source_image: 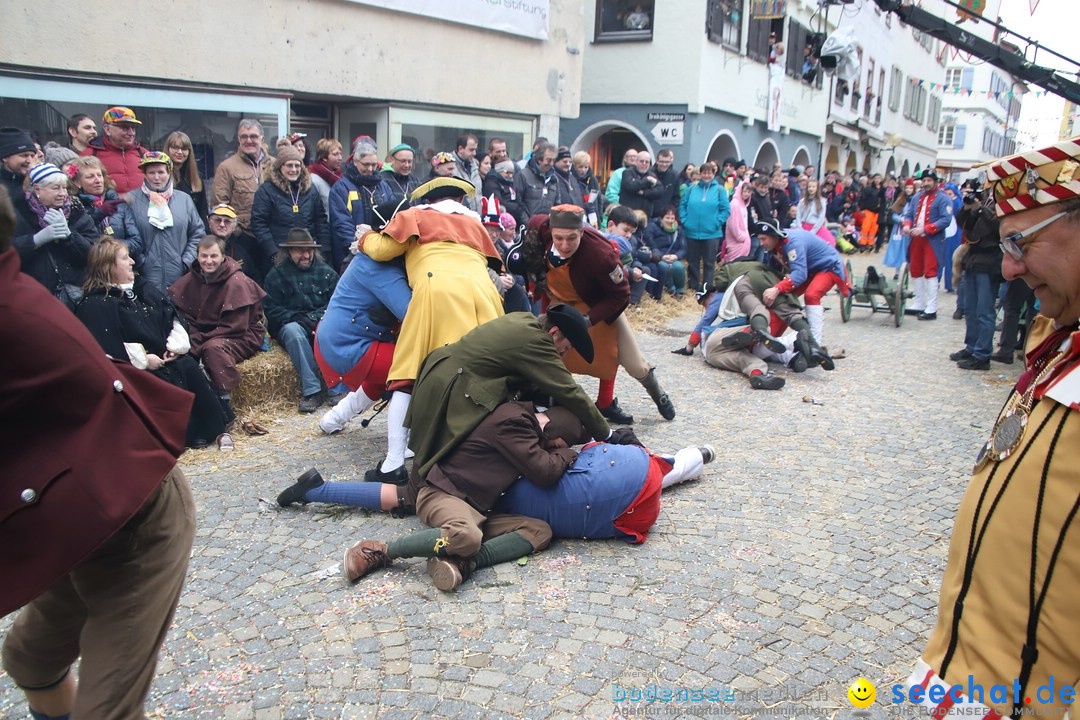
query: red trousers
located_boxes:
[794,269,850,306]
[314,339,395,400]
[908,235,938,279]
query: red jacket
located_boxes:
[82,136,149,194]
[0,249,190,617]
[529,215,630,326]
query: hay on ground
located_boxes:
[231,346,301,418]
[624,292,697,334]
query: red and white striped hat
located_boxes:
[982,135,1080,217]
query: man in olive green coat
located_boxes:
[407,308,630,478]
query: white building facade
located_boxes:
[0,1,583,177]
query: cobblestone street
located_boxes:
[1,256,1022,720]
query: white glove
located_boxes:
[33,223,68,247]
[43,208,65,224]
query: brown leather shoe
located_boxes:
[426,556,474,591]
[342,540,391,582]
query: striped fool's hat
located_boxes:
[981,135,1080,217]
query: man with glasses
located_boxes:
[380,144,420,205]
[904,136,1080,720]
[328,137,394,271]
[81,106,148,194]
[901,169,951,320]
[514,140,557,225]
[211,119,274,282]
[203,203,259,281]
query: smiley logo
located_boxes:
[848,678,876,709]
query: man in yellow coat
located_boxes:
[356,177,504,483]
[903,136,1080,719]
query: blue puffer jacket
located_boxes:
[679,179,730,240]
[328,162,395,270]
[644,218,685,258]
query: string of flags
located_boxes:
[906,79,1054,99]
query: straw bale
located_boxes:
[231,346,301,417]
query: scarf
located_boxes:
[141,179,175,230]
[308,162,342,186]
[26,191,73,229]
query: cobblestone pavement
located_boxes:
[2,256,1023,720]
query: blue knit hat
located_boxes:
[28,163,65,186]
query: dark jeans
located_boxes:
[998,279,1036,354]
[686,237,719,292]
[963,271,997,361]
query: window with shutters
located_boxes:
[747,15,783,64]
[945,68,963,89]
[938,124,954,146]
[889,67,903,111]
[706,0,743,51]
[595,0,655,42]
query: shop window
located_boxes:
[706,0,743,51]
[0,97,279,181]
[595,0,655,42]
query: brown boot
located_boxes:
[426,556,474,591]
[342,540,391,582]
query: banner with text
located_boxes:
[342,0,549,40]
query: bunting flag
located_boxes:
[1029,0,1040,14]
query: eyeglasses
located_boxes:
[358,161,379,169]
[999,209,1068,261]
[209,216,235,224]
[238,134,262,141]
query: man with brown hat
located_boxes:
[262,228,340,413]
[80,106,148,194]
[512,204,676,424]
[901,136,1080,719]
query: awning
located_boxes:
[829,123,859,141]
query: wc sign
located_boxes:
[648,112,685,145]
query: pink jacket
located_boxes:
[722,181,752,263]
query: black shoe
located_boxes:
[721,329,754,350]
[811,348,835,371]
[949,348,973,362]
[364,464,409,485]
[698,446,716,464]
[598,397,634,425]
[277,468,325,507]
[918,312,938,321]
[749,373,785,390]
[671,346,694,356]
[788,352,808,373]
[957,357,990,371]
[298,393,324,413]
[952,308,965,320]
[190,437,211,450]
[990,350,1014,365]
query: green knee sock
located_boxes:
[473,532,535,570]
[387,528,445,559]
[788,318,810,332]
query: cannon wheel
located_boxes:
[840,260,854,323]
[895,262,910,327]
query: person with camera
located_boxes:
[947,188,1002,371]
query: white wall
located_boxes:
[0,0,584,120]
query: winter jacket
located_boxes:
[251,166,330,257]
[12,196,97,296]
[722,181,752,263]
[749,190,775,226]
[81,136,148,194]
[858,184,882,213]
[644,219,685,259]
[119,188,205,295]
[605,167,626,207]
[619,166,664,216]
[679,179,731,240]
[514,157,556,226]
[769,187,791,229]
[551,168,586,209]
[453,153,482,210]
[482,173,524,225]
[174,168,209,221]
[957,203,1003,277]
[210,150,273,234]
[328,162,395,270]
[651,165,680,217]
[77,188,126,236]
[262,256,339,338]
[379,169,421,205]
[575,169,603,225]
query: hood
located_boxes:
[269,161,312,194]
[729,180,752,210]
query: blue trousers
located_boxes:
[963,271,997,361]
[659,260,687,293]
[278,322,323,397]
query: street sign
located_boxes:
[651,121,684,145]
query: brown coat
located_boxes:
[210,151,273,233]
[416,401,578,513]
[1,249,190,617]
[168,256,266,355]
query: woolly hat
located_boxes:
[0,127,34,160]
[548,204,585,230]
[43,142,78,169]
[28,163,65,186]
[274,146,303,169]
[555,148,572,163]
[493,160,515,174]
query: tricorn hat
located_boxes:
[752,218,787,239]
[547,303,594,363]
[410,176,475,204]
